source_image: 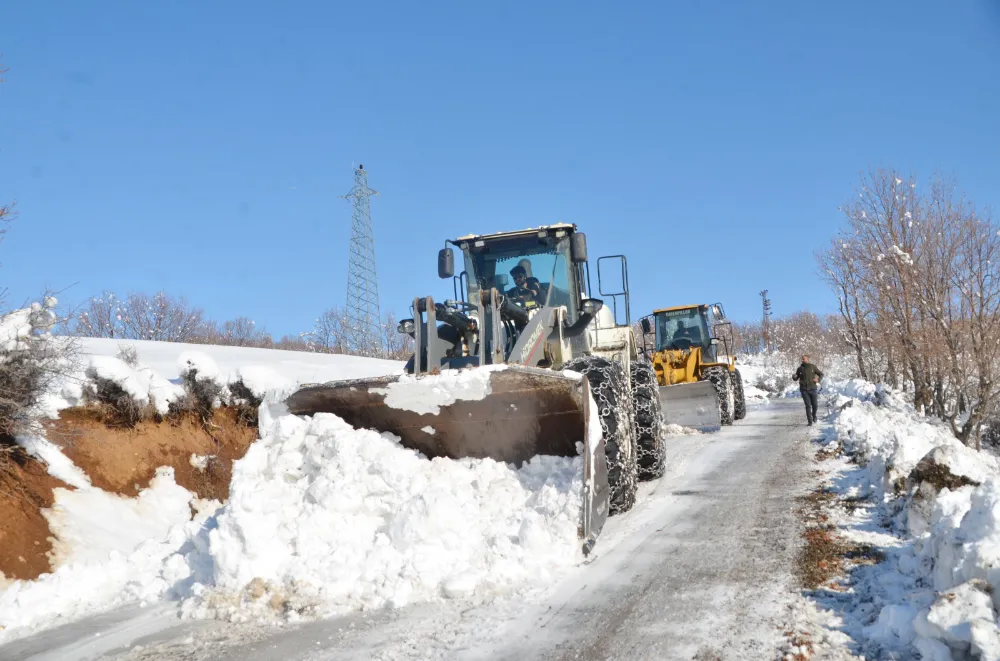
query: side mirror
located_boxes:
[712,304,724,319]
[640,318,652,335]
[710,338,720,346]
[581,298,604,316]
[438,248,455,279]
[570,233,588,263]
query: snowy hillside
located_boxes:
[76,337,405,385]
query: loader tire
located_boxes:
[732,368,747,421]
[704,366,735,426]
[564,356,638,515]
[630,360,666,480]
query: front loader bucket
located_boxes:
[659,381,721,430]
[284,365,609,554]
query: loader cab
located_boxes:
[451,225,584,322]
[654,305,718,360]
[651,303,734,365]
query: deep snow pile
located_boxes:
[0,344,590,644]
[168,399,586,623]
[809,379,1000,659]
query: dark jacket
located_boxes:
[793,362,823,391]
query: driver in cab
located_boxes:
[672,320,701,345]
[507,264,542,309]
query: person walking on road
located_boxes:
[793,354,823,425]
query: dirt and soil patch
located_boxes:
[1,406,259,582]
[44,406,258,501]
[795,487,885,591]
[0,439,70,581]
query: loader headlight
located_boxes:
[581,298,604,316]
[398,318,415,334]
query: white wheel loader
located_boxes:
[285,223,666,554]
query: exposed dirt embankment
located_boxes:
[0,443,68,581]
[45,407,258,501]
[0,407,259,582]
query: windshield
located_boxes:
[460,234,576,317]
[654,307,711,351]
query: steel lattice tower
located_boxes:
[343,164,382,356]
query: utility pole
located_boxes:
[760,289,773,353]
[343,164,382,357]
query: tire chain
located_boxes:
[704,366,734,426]
[630,360,666,480]
[564,355,638,515]
[732,368,747,421]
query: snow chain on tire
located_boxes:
[732,368,747,421]
[704,366,735,426]
[630,360,666,480]
[564,356,638,515]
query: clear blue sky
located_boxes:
[2,1,999,339]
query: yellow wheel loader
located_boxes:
[285,223,667,555]
[637,303,747,430]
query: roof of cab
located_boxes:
[652,304,707,314]
[454,222,577,243]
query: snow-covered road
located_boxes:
[5,399,821,661]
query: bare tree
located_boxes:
[818,168,1000,446]
[274,334,313,352]
[381,311,414,360]
[307,307,348,354]
[201,316,275,348]
[117,291,208,342]
[733,320,764,355]
[74,291,124,338]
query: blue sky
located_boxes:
[2,1,999,340]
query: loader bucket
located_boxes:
[284,365,609,554]
[658,380,721,430]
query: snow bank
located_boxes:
[0,340,590,642]
[168,410,585,622]
[811,376,1000,658]
[0,338,408,642]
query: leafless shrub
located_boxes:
[173,363,223,422]
[225,379,262,427]
[116,343,139,367]
[83,375,150,428]
[1,297,81,437]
